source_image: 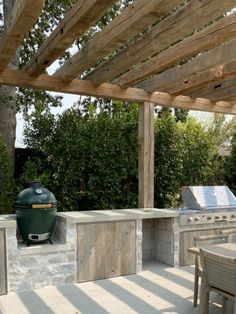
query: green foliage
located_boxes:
[0,135,14,214]
[154,116,218,208]
[180,118,217,185]
[21,102,138,211]
[19,103,222,210]
[154,115,183,207]
[224,124,236,194]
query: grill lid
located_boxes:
[181,186,236,210]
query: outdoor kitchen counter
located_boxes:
[0,215,16,229]
[57,208,179,224]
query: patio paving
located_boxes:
[0,262,234,314]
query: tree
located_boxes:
[154,115,218,208]
[0,133,14,214]
[19,101,138,211]
[0,0,133,162]
[0,0,17,160]
[224,124,236,193]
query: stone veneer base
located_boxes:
[1,209,179,293]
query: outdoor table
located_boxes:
[201,242,236,257]
[197,242,236,314]
[188,242,236,258]
[188,242,236,308]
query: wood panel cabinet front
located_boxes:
[77,220,136,282]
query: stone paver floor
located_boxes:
[0,262,234,314]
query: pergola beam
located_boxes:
[84,0,236,85]
[24,0,116,76]
[0,69,235,115]
[55,0,182,81]
[0,0,45,72]
[115,12,236,87]
[138,37,236,93]
[139,102,154,209]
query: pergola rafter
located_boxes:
[188,77,236,101]
[0,0,236,113]
[24,0,117,76]
[54,0,182,81]
[84,0,236,85]
[138,37,236,93]
[0,0,45,72]
[114,12,236,87]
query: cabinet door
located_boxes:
[77,222,108,282]
[108,221,136,278]
[77,221,136,282]
[0,229,7,295]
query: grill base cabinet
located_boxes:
[77,221,136,282]
[0,229,7,295]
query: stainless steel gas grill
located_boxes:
[176,186,236,266]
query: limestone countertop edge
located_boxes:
[57,208,179,224]
[0,209,179,227]
[0,214,16,228]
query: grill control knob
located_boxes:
[231,215,236,219]
[215,216,220,220]
[207,216,212,220]
[194,217,200,222]
[222,215,227,219]
[188,217,194,222]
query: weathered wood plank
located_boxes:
[115,12,236,87]
[108,221,136,277]
[0,0,45,72]
[188,77,236,101]
[55,0,182,80]
[138,37,236,93]
[156,59,236,96]
[139,102,154,209]
[25,0,116,76]
[210,87,236,102]
[85,0,236,84]
[0,229,7,295]
[187,78,236,99]
[149,93,236,115]
[77,223,108,282]
[77,221,136,282]
[0,69,235,114]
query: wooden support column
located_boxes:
[138,102,154,210]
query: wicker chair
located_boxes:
[193,234,228,307]
[199,248,236,314]
[221,229,236,243]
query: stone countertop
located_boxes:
[0,215,16,228]
[57,208,179,224]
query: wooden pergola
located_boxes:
[1,0,236,209]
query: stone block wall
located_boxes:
[7,216,77,292]
[136,219,142,272]
[2,212,179,293]
[142,219,154,261]
[154,218,179,266]
[142,217,179,267]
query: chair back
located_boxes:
[194,234,228,248]
[194,234,228,272]
[221,229,236,243]
[200,248,236,296]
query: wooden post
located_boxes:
[138,102,154,210]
